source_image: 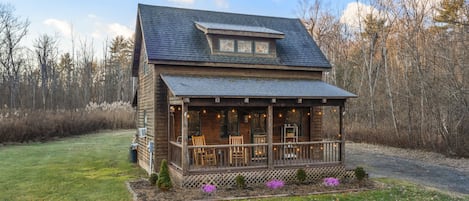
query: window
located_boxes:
[220,109,239,138]
[143,110,148,127]
[143,53,149,75]
[219,39,235,52]
[255,41,269,54]
[237,40,252,53]
[188,111,200,136]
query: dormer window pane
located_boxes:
[237,40,252,53]
[255,41,269,54]
[219,39,235,52]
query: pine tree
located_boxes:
[157,159,172,191]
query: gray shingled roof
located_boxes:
[137,4,331,68]
[161,75,357,98]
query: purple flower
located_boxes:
[201,184,217,194]
[323,177,340,187]
[266,179,285,190]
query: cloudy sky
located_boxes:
[3,0,380,56]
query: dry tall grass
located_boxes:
[0,102,135,143]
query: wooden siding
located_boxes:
[141,62,324,173]
[136,44,155,173]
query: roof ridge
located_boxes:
[138,3,299,21]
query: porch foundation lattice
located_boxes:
[170,165,355,188]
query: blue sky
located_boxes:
[2,0,358,56]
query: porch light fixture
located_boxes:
[248,115,252,119]
[278,113,283,118]
[202,109,207,114]
[307,112,310,116]
[186,114,190,118]
[296,148,300,152]
[292,108,296,113]
[338,134,341,138]
[231,108,236,113]
[217,114,221,118]
[263,114,267,118]
[177,106,181,111]
[317,111,322,115]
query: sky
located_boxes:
[2,0,364,57]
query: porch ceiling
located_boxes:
[161,74,357,99]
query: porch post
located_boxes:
[267,105,273,169]
[339,104,345,164]
[181,102,189,175]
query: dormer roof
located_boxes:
[194,21,285,39]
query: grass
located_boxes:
[0,130,146,201]
[257,178,468,201]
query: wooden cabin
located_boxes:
[131,4,357,188]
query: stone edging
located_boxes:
[126,179,143,201]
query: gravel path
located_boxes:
[345,142,469,195]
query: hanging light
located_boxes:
[317,111,322,115]
[217,114,221,118]
[202,109,207,114]
[292,108,296,113]
[278,113,283,118]
[248,115,252,119]
[231,108,236,113]
[307,112,310,116]
[263,114,267,118]
[186,113,190,118]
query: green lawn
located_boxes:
[0,130,146,201]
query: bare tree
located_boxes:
[0,3,29,109]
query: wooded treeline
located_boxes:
[300,0,468,156]
[1,1,468,156]
[0,3,134,110]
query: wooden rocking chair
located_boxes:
[229,135,248,165]
[191,135,217,166]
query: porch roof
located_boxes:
[161,75,357,99]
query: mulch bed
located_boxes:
[127,178,379,201]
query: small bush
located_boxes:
[235,174,246,189]
[354,166,366,181]
[148,173,158,186]
[157,159,172,191]
[266,179,284,190]
[296,168,307,183]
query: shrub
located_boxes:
[354,166,366,181]
[201,184,217,195]
[235,174,246,189]
[323,177,340,187]
[157,159,172,191]
[296,168,307,183]
[148,173,158,186]
[266,179,284,190]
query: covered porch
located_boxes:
[161,75,356,186]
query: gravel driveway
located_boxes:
[345,142,469,195]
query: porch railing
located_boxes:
[168,140,342,172]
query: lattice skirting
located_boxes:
[170,165,355,188]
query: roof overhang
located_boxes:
[161,74,357,99]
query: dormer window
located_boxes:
[237,40,252,53]
[195,21,283,57]
[255,41,269,54]
[219,39,235,52]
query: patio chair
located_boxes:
[252,134,267,161]
[229,135,248,165]
[191,135,217,166]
